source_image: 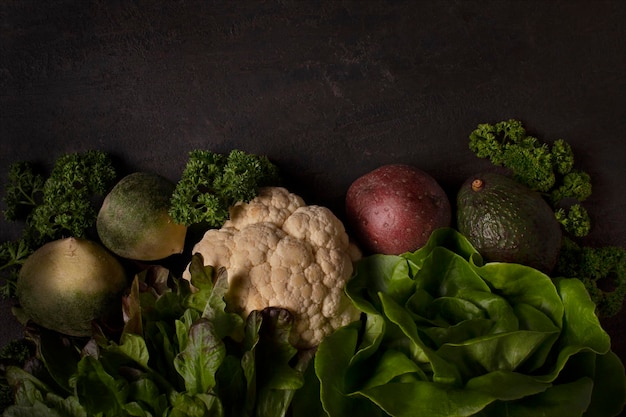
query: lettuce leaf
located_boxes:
[2,254,310,417]
[316,228,626,417]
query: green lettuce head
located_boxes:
[315,228,626,417]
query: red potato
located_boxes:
[345,164,451,255]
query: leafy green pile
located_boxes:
[1,255,313,417]
[1,142,624,416]
[314,228,626,417]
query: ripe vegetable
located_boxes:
[16,237,128,337]
[456,172,562,273]
[185,186,362,349]
[345,164,451,255]
[97,172,187,261]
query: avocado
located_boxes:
[456,172,561,273]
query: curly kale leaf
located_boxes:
[555,204,591,238]
[2,162,45,222]
[217,149,281,204]
[550,170,592,204]
[556,237,626,318]
[0,240,32,299]
[469,120,556,192]
[169,149,280,228]
[551,139,575,175]
[0,339,35,367]
[501,136,555,192]
[26,150,117,245]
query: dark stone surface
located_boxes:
[1,1,625,359]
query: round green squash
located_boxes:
[17,237,128,337]
[97,172,187,261]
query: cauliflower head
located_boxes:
[184,186,362,349]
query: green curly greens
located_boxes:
[0,240,31,299]
[0,339,34,366]
[2,162,45,222]
[550,170,592,204]
[551,139,575,175]
[27,150,117,245]
[1,259,312,416]
[169,149,280,228]
[469,119,592,238]
[469,120,556,192]
[555,204,591,238]
[556,237,626,318]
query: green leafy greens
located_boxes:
[1,255,313,417]
[314,228,626,417]
[169,149,280,228]
[1,144,624,416]
[19,150,116,246]
[556,237,626,318]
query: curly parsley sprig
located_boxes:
[169,149,281,228]
[2,162,45,222]
[27,150,117,245]
[0,240,31,299]
[556,237,626,318]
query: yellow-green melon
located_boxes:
[17,237,128,337]
[97,172,187,261]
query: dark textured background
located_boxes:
[1,1,625,360]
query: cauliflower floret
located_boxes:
[226,186,306,229]
[184,186,362,349]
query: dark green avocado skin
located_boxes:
[456,172,562,273]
